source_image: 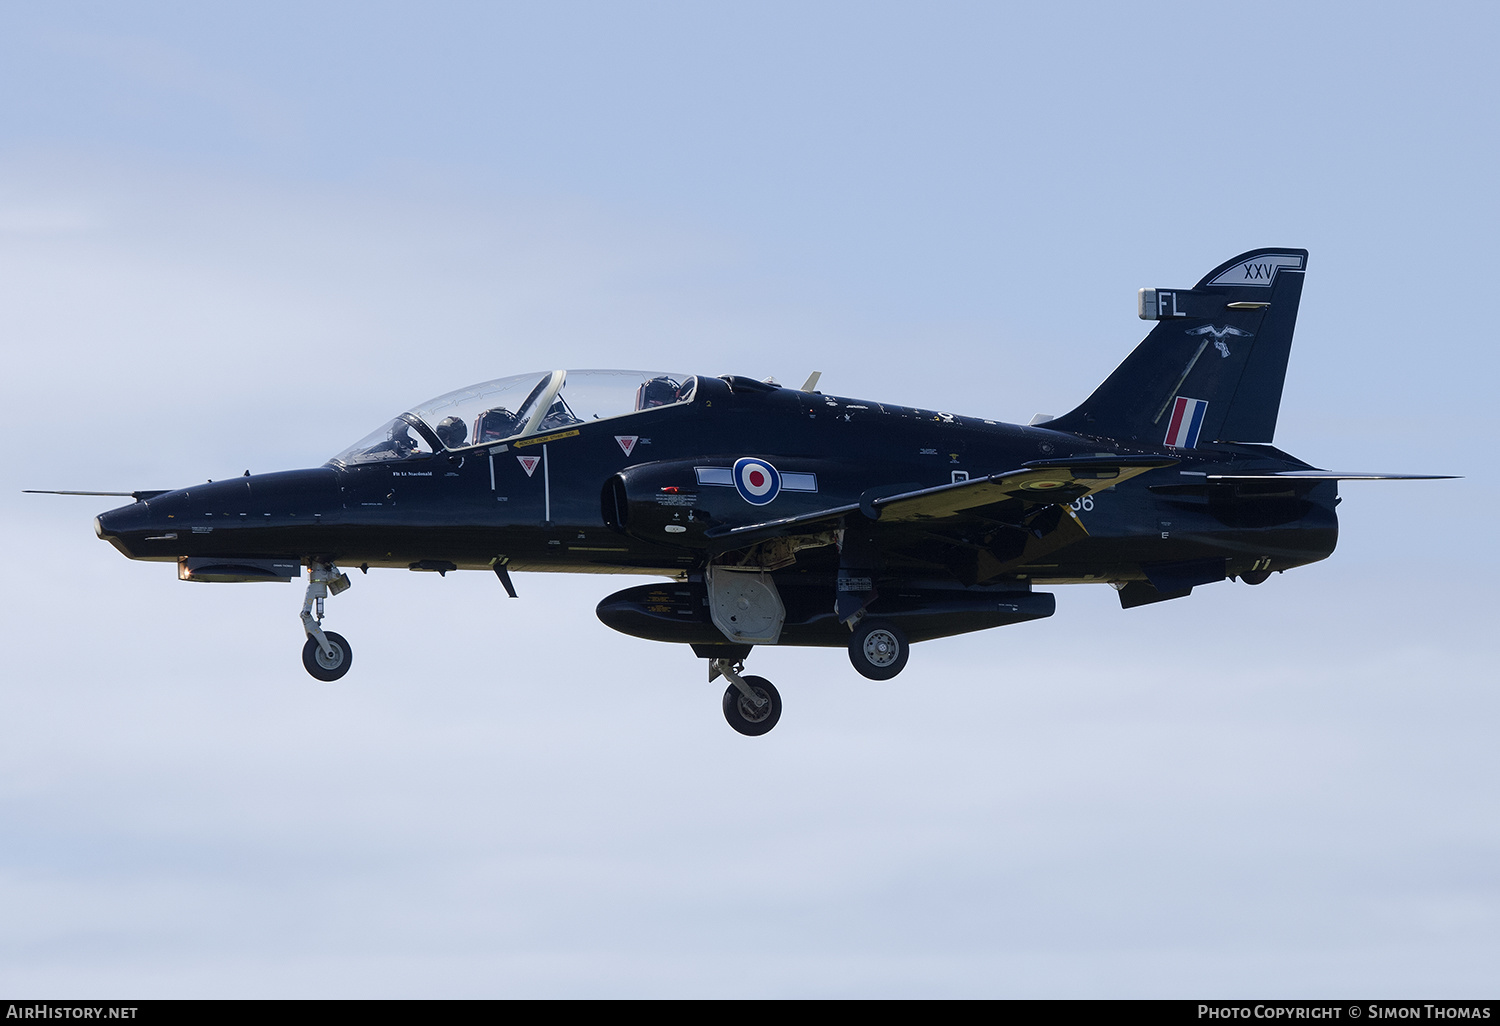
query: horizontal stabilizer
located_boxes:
[1205,471,1457,481]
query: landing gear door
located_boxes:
[705,565,786,645]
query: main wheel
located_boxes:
[849,619,909,680]
[302,631,353,681]
[722,675,782,736]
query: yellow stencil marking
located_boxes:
[514,429,580,448]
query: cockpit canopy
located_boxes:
[332,369,697,465]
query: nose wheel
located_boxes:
[300,564,353,681]
[302,631,353,681]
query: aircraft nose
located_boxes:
[96,468,343,562]
[95,502,142,539]
[94,499,159,558]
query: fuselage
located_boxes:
[95,372,1339,592]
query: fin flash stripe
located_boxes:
[1164,397,1208,448]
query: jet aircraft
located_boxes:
[50,248,1448,735]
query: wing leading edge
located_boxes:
[704,455,1177,546]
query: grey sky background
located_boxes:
[1,1,1495,997]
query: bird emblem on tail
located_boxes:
[1186,323,1253,358]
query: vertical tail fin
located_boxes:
[1049,248,1308,446]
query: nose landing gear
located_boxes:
[300,564,353,681]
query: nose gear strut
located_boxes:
[300,564,353,681]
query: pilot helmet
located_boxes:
[435,416,468,449]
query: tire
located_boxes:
[722,675,782,736]
[848,619,909,681]
[302,631,353,681]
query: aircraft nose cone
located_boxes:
[94,500,154,557]
[95,504,135,539]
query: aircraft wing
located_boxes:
[870,455,1175,522]
[704,455,1176,544]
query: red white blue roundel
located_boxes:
[733,457,781,505]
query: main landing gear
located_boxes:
[300,564,353,681]
[847,619,909,681]
[707,620,913,736]
[711,657,783,736]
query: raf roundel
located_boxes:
[733,457,782,505]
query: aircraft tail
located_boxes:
[1049,248,1309,446]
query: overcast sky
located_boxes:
[1,1,1496,997]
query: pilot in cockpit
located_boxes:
[435,416,468,450]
